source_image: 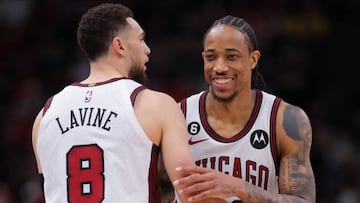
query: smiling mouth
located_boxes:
[213,78,232,85]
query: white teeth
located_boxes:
[214,78,231,84]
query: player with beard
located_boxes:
[171,16,316,202]
[31,3,197,203]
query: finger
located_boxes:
[176,165,210,174]
[174,166,199,177]
[174,174,216,196]
[174,168,218,190]
[185,184,217,202]
[176,181,209,201]
[173,173,203,189]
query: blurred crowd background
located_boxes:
[0,0,359,202]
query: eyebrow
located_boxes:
[204,48,241,53]
[136,30,145,39]
[225,48,240,52]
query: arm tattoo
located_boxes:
[278,155,315,202]
[282,157,308,193]
[283,105,312,151]
[233,105,315,202]
[283,105,311,141]
[279,105,315,202]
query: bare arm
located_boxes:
[32,110,43,174]
[173,102,315,202]
[159,94,195,183]
[275,102,316,202]
[134,90,196,203]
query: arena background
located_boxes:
[0,0,359,202]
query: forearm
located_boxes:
[236,155,316,202]
[237,180,315,203]
[172,165,314,203]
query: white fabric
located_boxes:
[37,78,156,202]
[179,90,279,202]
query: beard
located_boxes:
[128,64,147,85]
[210,87,238,102]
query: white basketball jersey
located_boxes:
[37,78,160,203]
[180,90,281,202]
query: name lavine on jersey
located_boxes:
[195,156,270,190]
[56,107,118,134]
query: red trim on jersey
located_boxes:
[130,86,146,106]
[71,77,129,87]
[149,144,160,203]
[43,96,54,116]
[199,90,263,143]
[180,99,187,117]
[270,98,282,176]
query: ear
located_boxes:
[112,36,126,55]
[250,50,261,69]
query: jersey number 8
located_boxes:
[67,144,104,203]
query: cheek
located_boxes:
[203,63,212,73]
[203,59,213,70]
[203,65,212,82]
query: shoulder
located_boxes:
[133,89,185,145]
[137,89,177,106]
[134,88,180,116]
[276,101,312,154]
[278,101,311,139]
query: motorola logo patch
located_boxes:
[250,130,269,149]
[188,122,200,135]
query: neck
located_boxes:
[82,58,128,84]
[206,89,256,121]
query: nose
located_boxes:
[213,58,228,73]
[144,43,151,55]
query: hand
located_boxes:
[173,166,242,202]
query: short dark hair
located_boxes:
[77,3,133,61]
[204,15,265,89]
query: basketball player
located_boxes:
[31,3,196,202]
[172,16,316,202]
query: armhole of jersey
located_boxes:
[149,144,161,203]
[42,96,54,116]
[130,86,146,106]
[38,173,44,194]
[270,97,282,176]
[180,99,187,117]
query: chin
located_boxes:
[212,90,237,102]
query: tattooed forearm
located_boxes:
[276,104,315,202]
[239,167,315,203]
[278,155,316,202]
[285,157,308,193]
[232,104,315,202]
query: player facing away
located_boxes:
[172,16,316,202]
[31,3,196,203]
